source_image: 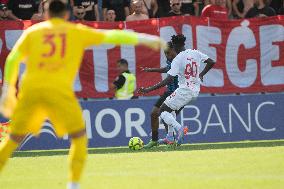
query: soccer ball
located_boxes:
[129,137,144,150]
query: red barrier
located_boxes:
[0,16,283,98]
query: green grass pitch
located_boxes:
[0,140,284,189]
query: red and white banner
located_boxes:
[0,16,284,98]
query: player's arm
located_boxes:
[0,50,24,118]
[0,31,28,118]
[139,54,179,94]
[199,58,215,82]
[80,25,167,51]
[138,75,174,94]
[101,30,167,50]
[4,51,25,87]
[141,66,168,73]
[110,75,126,91]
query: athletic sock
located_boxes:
[167,125,174,137]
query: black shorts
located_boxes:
[154,91,172,108]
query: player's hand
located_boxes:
[137,87,150,94]
[0,84,17,118]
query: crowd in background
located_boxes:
[0,0,283,21]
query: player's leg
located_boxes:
[175,107,189,136]
[144,92,171,149]
[150,106,160,141]
[159,89,191,145]
[158,103,177,144]
[67,129,87,189]
[144,106,160,148]
[0,96,47,171]
[158,109,177,145]
[0,134,24,171]
[47,95,87,189]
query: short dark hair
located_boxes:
[171,34,186,48]
[47,0,68,18]
[171,34,186,53]
[117,58,128,66]
[167,41,174,49]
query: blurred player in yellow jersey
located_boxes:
[0,0,166,189]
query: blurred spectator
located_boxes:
[0,3,19,20]
[232,0,254,18]
[73,5,86,21]
[102,0,130,21]
[141,0,158,18]
[245,0,276,18]
[0,3,9,20]
[105,9,116,22]
[0,0,8,5]
[111,59,136,100]
[126,0,148,21]
[157,0,171,17]
[73,0,99,21]
[167,0,184,17]
[31,0,47,20]
[8,0,38,20]
[278,0,284,15]
[193,0,211,16]
[201,0,228,19]
[68,0,75,20]
[31,0,75,20]
[181,0,194,15]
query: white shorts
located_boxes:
[164,88,197,110]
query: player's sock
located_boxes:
[168,111,176,137]
[67,182,80,189]
[160,111,182,131]
[0,137,18,171]
[68,135,87,183]
[167,126,174,137]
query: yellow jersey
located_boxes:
[14,18,105,93]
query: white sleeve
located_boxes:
[198,51,209,63]
[167,54,180,76]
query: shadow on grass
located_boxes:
[13,140,284,157]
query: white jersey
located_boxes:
[167,49,209,95]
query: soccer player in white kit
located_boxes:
[139,34,215,146]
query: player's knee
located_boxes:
[160,111,169,122]
[160,111,176,125]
